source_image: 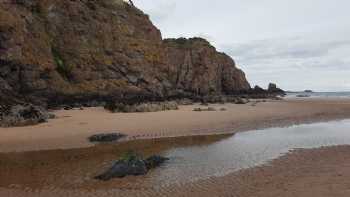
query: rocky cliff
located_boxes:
[0,0,251,107]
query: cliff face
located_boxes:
[0,0,251,106]
[164,38,250,96]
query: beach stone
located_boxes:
[0,104,52,127]
[95,154,169,181]
[88,133,126,143]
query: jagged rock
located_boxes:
[95,154,169,181]
[0,104,52,127]
[88,133,126,143]
[253,85,267,94]
[0,0,251,108]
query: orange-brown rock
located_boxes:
[0,0,251,107]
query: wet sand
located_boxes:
[2,138,350,196]
[1,98,350,152]
[164,145,350,197]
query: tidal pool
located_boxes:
[1,119,350,195]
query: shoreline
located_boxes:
[1,98,350,152]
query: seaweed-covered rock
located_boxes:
[104,101,178,113]
[0,104,52,127]
[88,133,126,143]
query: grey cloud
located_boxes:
[137,0,350,91]
[223,38,350,63]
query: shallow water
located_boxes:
[2,120,350,195]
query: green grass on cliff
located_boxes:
[51,47,73,80]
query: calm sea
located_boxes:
[286,91,350,98]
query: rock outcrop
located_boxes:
[0,0,251,108]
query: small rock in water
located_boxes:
[95,153,169,181]
[88,133,126,143]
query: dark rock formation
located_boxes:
[0,104,53,127]
[88,133,126,143]
[253,85,266,94]
[0,0,251,108]
[268,83,285,95]
[95,153,169,181]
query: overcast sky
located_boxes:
[135,0,350,91]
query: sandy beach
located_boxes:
[1,98,350,197]
[1,98,350,152]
